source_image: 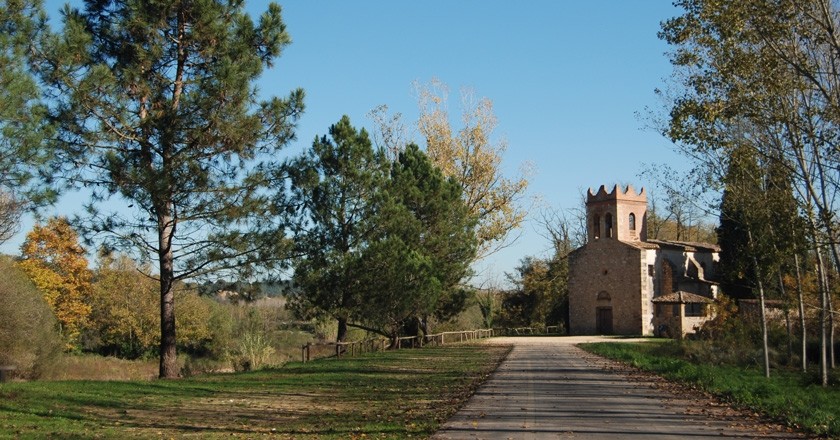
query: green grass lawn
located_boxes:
[0,344,510,439]
[581,341,840,437]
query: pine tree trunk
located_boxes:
[794,253,807,372]
[158,207,178,379]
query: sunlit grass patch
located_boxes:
[0,344,510,439]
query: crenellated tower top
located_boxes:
[585,184,647,242]
[586,184,647,204]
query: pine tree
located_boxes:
[286,116,387,343]
[0,0,56,239]
[40,0,303,377]
[357,144,477,340]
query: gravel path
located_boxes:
[432,336,809,440]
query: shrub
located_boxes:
[0,256,63,379]
[236,331,275,371]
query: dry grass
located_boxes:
[39,354,158,381]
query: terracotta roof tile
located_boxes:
[652,291,714,304]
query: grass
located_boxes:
[38,354,159,381]
[581,341,840,437]
[0,344,510,439]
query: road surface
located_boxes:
[433,336,807,440]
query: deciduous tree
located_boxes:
[88,252,159,357]
[0,255,62,379]
[40,0,303,377]
[17,217,92,349]
[659,0,839,384]
[415,79,528,258]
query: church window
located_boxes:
[593,214,601,239]
[629,213,636,231]
[604,213,613,238]
[648,264,654,277]
[685,303,705,317]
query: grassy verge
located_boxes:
[581,341,840,437]
[0,344,510,439]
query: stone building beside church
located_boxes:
[568,184,720,337]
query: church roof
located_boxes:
[647,239,720,252]
[652,291,714,304]
[620,240,659,250]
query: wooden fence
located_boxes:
[299,326,564,363]
[300,328,495,363]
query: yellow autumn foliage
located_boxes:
[415,79,529,258]
[17,217,93,349]
[89,252,214,357]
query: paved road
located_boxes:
[433,336,805,440]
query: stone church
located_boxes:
[568,185,720,337]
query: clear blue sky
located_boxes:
[6,1,687,285]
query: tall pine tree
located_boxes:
[286,116,387,343]
[40,0,304,378]
[357,144,477,340]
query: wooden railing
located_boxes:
[299,326,564,363]
[301,329,496,363]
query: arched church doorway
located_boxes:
[595,291,613,334]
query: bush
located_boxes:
[0,255,63,379]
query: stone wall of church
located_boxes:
[568,238,646,335]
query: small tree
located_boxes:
[17,217,93,349]
[0,255,62,379]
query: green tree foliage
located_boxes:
[0,255,62,379]
[660,0,836,383]
[501,253,568,330]
[287,116,387,342]
[288,117,476,343]
[39,0,304,378]
[0,0,54,197]
[499,209,579,331]
[717,146,763,300]
[0,0,56,242]
[358,144,477,341]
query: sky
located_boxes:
[5,1,688,286]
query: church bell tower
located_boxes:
[586,184,647,243]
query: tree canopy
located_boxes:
[286,115,387,342]
[39,0,304,378]
[17,217,92,349]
